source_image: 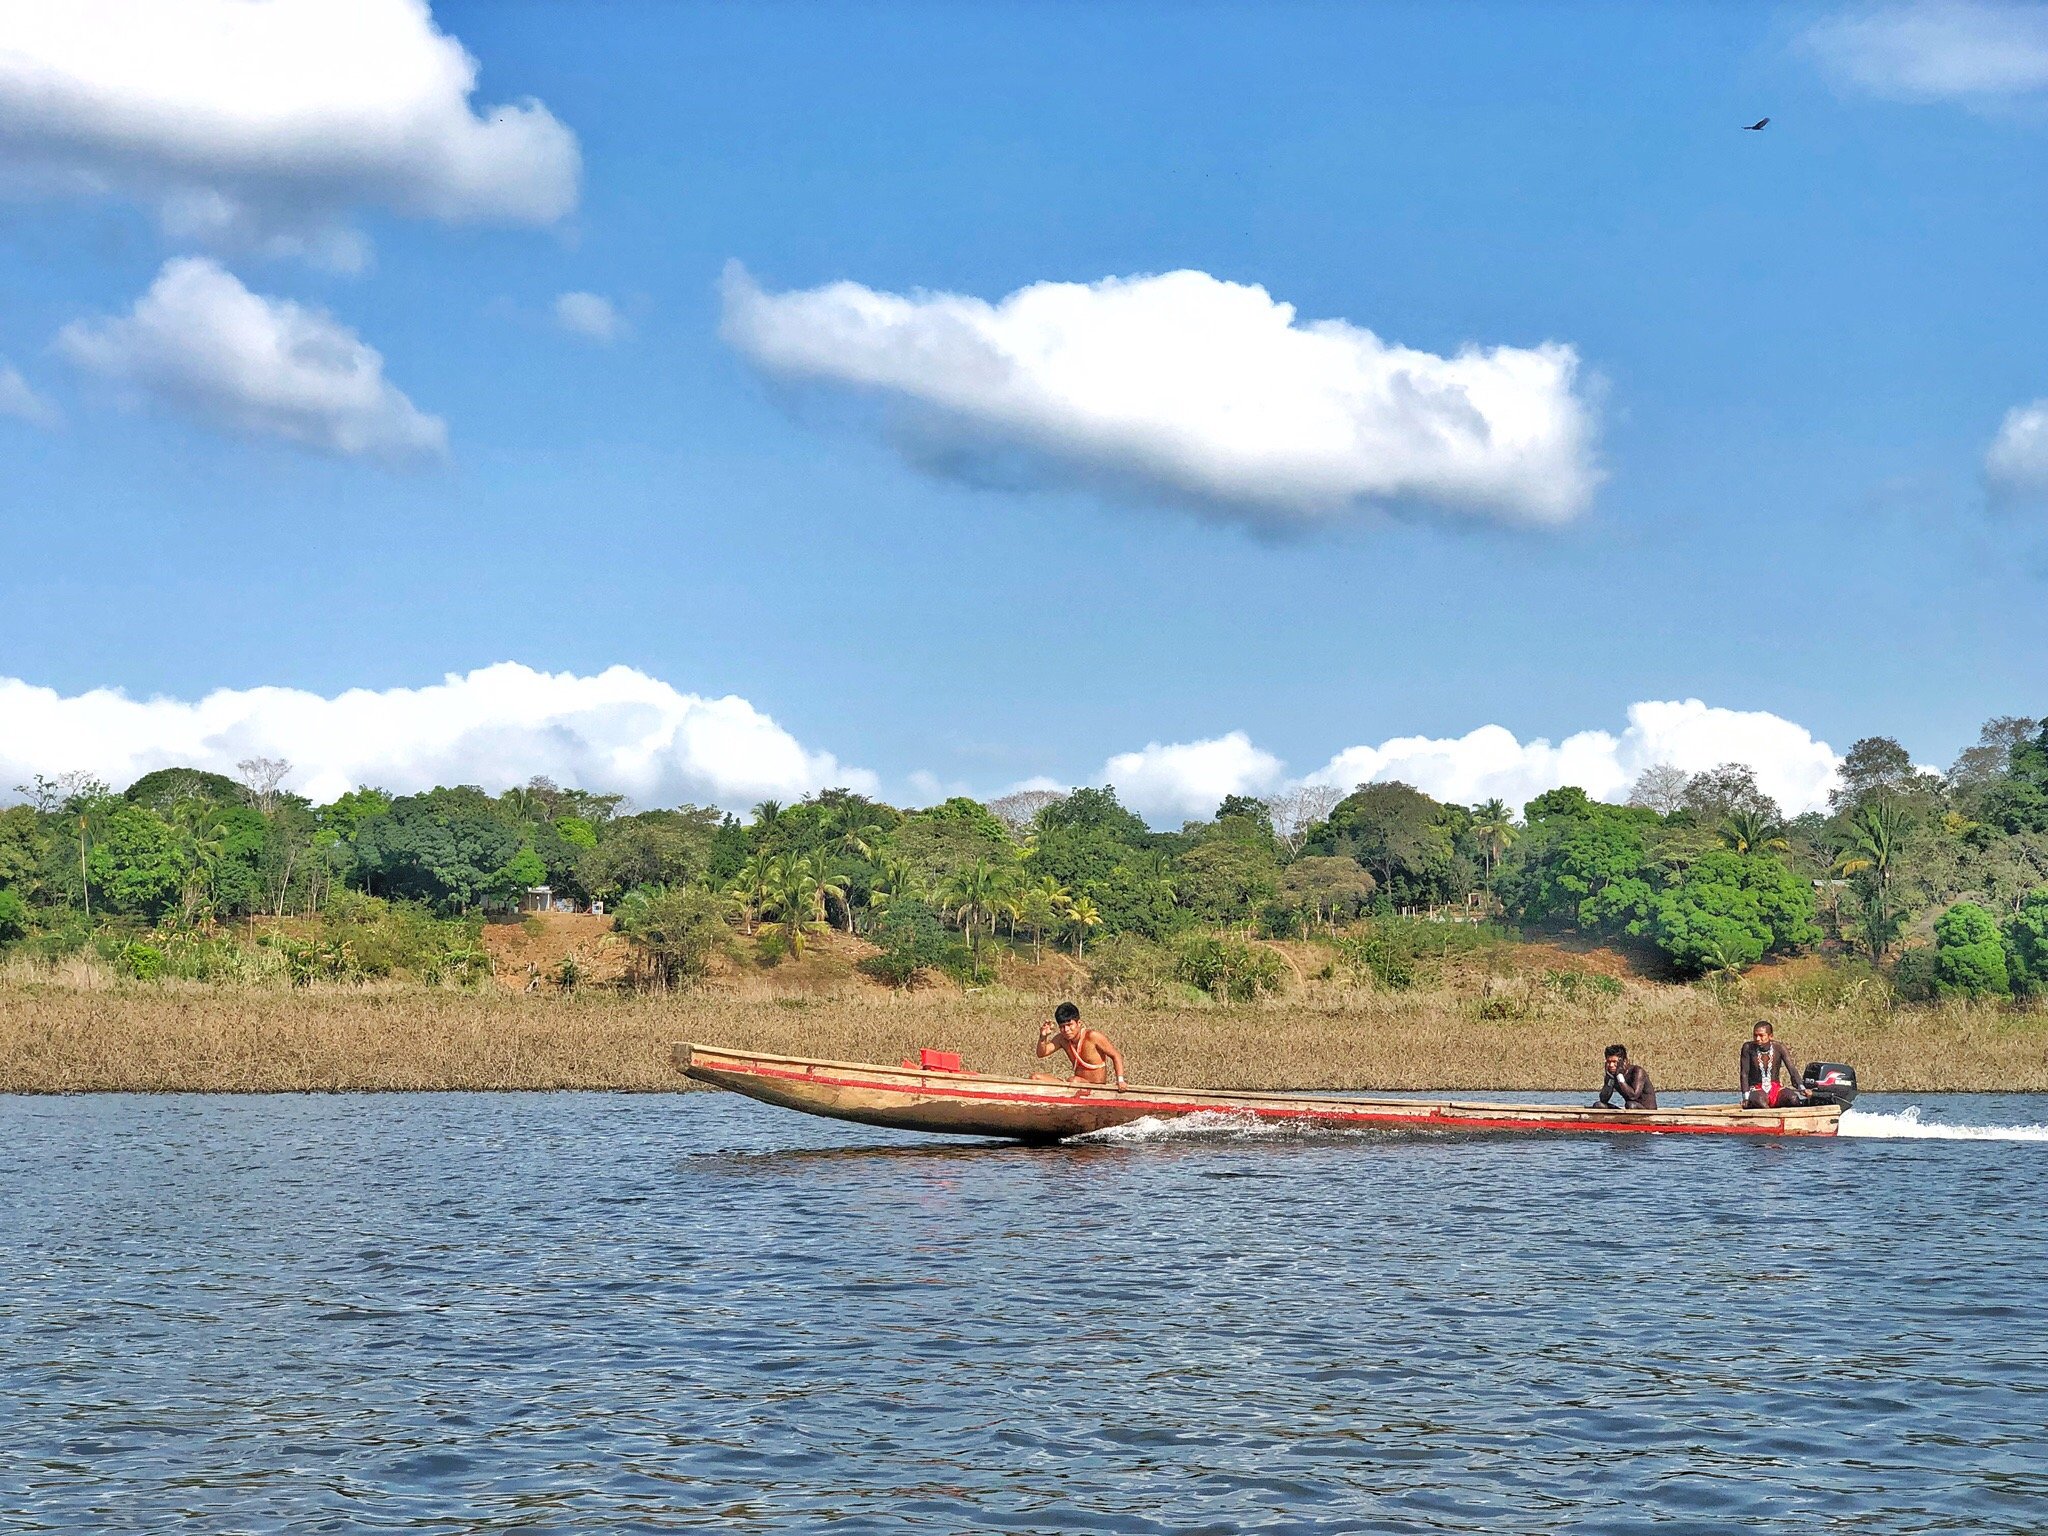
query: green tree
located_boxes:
[1276,855,1376,932]
[88,803,184,919]
[1175,837,1280,926]
[940,857,1020,970]
[1719,807,1788,855]
[1468,799,1519,882]
[615,886,732,989]
[1307,782,1472,909]
[0,887,29,943]
[2003,889,2048,996]
[765,853,844,958]
[1932,901,2010,998]
[1835,799,1912,960]
[1648,850,1819,977]
[861,898,966,987]
[1498,791,1658,936]
[352,789,522,912]
[1063,894,1103,955]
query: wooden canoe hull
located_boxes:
[676,1044,1842,1141]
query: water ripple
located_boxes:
[0,1091,2043,1532]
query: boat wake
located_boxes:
[1078,1112,1343,1144]
[1839,1107,2048,1142]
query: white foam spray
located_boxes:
[1838,1107,2048,1143]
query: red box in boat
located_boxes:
[917,1048,965,1073]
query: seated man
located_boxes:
[1033,1001,1126,1089]
[1594,1043,1657,1110]
[1739,1019,1805,1108]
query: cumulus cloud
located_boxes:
[0,662,873,810]
[0,0,579,264]
[1103,732,1286,823]
[720,264,1600,531]
[1802,1,2048,101]
[553,291,624,343]
[58,257,446,462]
[1987,398,2048,498]
[1099,701,1844,826]
[0,362,59,427]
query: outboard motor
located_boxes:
[1801,1062,1859,1108]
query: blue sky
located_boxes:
[1,0,2045,820]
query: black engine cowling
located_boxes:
[1801,1061,1858,1107]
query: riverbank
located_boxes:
[2,982,2043,1093]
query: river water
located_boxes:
[2,1091,2045,1534]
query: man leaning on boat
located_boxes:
[1034,1002,1127,1089]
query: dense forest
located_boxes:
[5,714,2048,1003]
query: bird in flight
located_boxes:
[1742,117,1770,130]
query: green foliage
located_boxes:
[123,767,243,810]
[553,815,598,850]
[0,887,28,943]
[353,789,522,912]
[860,898,967,986]
[615,885,733,988]
[1306,782,1473,908]
[1649,851,1819,977]
[1497,795,1657,936]
[1931,901,2010,998]
[580,807,725,902]
[1038,786,1150,842]
[118,941,168,980]
[88,805,184,919]
[1173,934,1287,1003]
[1541,967,1624,1002]
[1277,854,1376,929]
[1175,837,1280,924]
[887,799,1017,893]
[273,891,489,985]
[1082,933,1178,1003]
[2004,889,2048,997]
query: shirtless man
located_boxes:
[1739,1019,1806,1108]
[1593,1043,1658,1110]
[1033,1001,1127,1089]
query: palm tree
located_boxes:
[1719,808,1788,855]
[728,849,775,935]
[1835,800,1911,960]
[941,858,1019,968]
[1017,876,1072,962]
[866,854,924,923]
[1063,894,1103,956]
[1469,799,1518,881]
[172,800,227,925]
[765,853,844,958]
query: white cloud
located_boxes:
[1987,398,2048,498]
[1803,1,2048,101]
[1308,700,1844,817]
[1103,731,1287,823]
[0,0,579,264]
[554,291,624,343]
[720,263,1601,531]
[0,662,873,810]
[1091,701,1844,826]
[58,257,446,462]
[0,362,59,427]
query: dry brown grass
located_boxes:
[1,966,2043,1093]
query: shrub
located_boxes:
[0,888,29,944]
[1890,947,1937,1004]
[1932,901,2010,999]
[118,942,167,981]
[1084,933,1179,1004]
[1174,934,1287,1003]
[1540,968,1624,1003]
[2005,889,2048,997]
[615,886,732,989]
[861,899,966,987]
[1332,927,1418,990]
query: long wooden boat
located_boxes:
[676,1043,1843,1141]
